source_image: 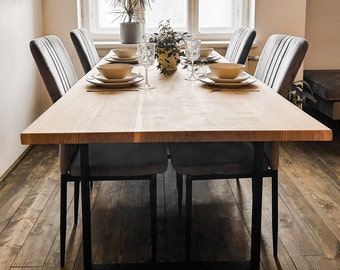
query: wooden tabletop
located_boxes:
[21,57,333,145]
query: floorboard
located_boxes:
[0,139,338,270]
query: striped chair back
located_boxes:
[70,28,100,73]
[225,27,256,64]
[30,35,78,103]
[254,34,308,98]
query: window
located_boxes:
[80,0,254,42]
[144,0,187,33]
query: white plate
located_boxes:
[94,72,139,83]
[206,72,250,83]
[182,55,220,64]
[198,75,257,88]
[111,56,138,61]
[86,75,144,88]
[105,56,138,64]
[205,55,221,62]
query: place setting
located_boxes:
[87,43,157,91]
[104,48,139,64]
[185,47,221,62]
[199,47,221,62]
[198,62,257,90]
[181,46,220,67]
[86,63,144,91]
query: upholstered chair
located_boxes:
[30,35,168,266]
[170,34,308,259]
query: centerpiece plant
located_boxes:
[149,19,188,74]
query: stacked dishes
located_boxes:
[203,54,220,63]
[199,48,220,63]
[87,63,143,89]
[182,48,220,63]
[105,48,138,64]
[200,48,214,58]
[198,63,256,88]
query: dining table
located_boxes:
[21,51,333,270]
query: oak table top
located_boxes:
[21,61,332,145]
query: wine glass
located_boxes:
[185,38,201,81]
[137,42,156,90]
[198,56,208,75]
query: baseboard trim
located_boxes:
[0,145,33,183]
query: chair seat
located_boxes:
[70,143,168,177]
[169,142,256,176]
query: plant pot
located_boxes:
[120,22,142,44]
[157,48,180,71]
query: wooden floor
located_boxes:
[0,139,339,270]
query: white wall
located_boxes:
[248,0,307,74]
[0,0,50,178]
[305,0,340,69]
[254,0,307,51]
[42,0,83,77]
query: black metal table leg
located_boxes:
[251,142,264,270]
[185,175,192,261]
[80,144,92,270]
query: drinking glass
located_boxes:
[137,42,156,90]
[185,38,201,81]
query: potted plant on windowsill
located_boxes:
[108,0,155,44]
[149,19,188,74]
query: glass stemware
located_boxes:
[198,56,208,75]
[137,42,156,90]
[185,38,201,81]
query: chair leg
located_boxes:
[176,173,183,217]
[149,175,157,262]
[272,170,279,257]
[60,175,67,267]
[74,179,80,225]
[185,175,192,261]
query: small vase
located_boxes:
[157,48,180,71]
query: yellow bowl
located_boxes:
[200,47,213,57]
[97,63,133,79]
[209,63,245,79]
[112,48,136,58]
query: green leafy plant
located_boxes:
[107,0,155,23]
[288,80,317,108]
[149,19,188,74]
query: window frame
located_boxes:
[79,0,254,42]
